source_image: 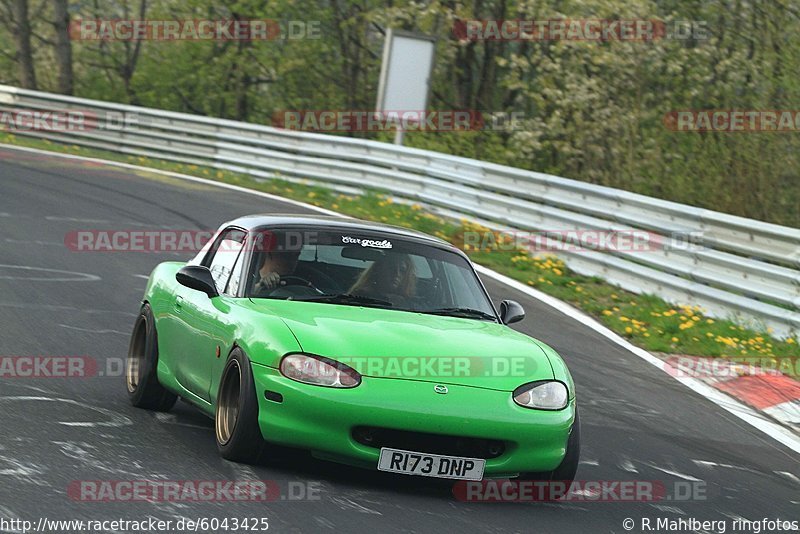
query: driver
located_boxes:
[254,248,301,293]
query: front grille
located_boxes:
[352,426,506,459]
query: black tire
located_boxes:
[215,347,266,463]
[126,303,178,411]
[519,408,581,494]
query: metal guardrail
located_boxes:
[1,85,799,336]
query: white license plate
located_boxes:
[377,447,485,481]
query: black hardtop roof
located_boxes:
[225,213,452,247]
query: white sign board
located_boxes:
[376,29,436,121]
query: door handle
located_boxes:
[175,295,184,311]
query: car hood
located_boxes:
[245,299,555,391]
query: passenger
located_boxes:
[350,253,416,300]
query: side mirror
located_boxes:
[176,265,219,298]
[499,299,525,325]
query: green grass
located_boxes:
[2,131,798,364]
[466,238,798,361]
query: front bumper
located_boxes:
[251,363,575,477]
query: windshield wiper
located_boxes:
[421,307,498,321]
[292,293,394,307]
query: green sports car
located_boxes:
[126,214,579,483]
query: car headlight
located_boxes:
[280,353,361,388]
[513,380,568,410]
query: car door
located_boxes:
[173,228,247,403]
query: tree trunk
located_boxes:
[11,0,37,89]
[52,0,73,94]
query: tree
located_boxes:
[51,0,72,94]
[2,0,37,88]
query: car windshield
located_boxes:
[246,228,497,321]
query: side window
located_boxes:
[225,239,248,296]
[206,229,245,294]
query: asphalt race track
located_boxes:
[0,146,797,533]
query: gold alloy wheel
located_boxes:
[126,320,145,394]
[216,359,242,445]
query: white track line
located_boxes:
[3,142,800,455]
